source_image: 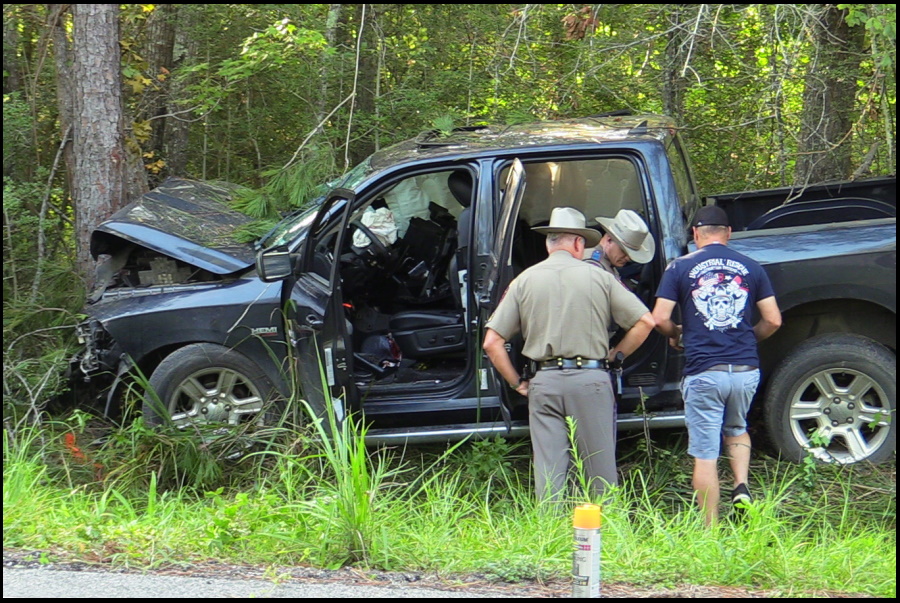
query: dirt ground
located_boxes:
[3,548,876,598]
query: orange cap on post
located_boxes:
[573,503,602,529]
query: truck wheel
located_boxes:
[763,333,895,464]
[143,343,282,432]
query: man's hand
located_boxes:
[668,324,684,350]
[483,328,525,395]
[515,380,529,397]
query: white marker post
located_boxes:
[572,503,601,598]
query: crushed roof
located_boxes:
[369,114,677,170]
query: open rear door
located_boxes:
[478,158,527,429]
[287,189,358,431]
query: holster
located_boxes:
[522,359,537,381]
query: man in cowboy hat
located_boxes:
[483,206,655,501]
[585,209,656,289]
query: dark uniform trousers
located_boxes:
[528,368,618,501]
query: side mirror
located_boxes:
[256,245,294,282]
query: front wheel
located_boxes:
[763,333,896,464]
[143,343,282,433]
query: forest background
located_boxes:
[3,4,896,296]
[1,4,896,595]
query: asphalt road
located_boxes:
[7,550,833,598]
[2,567,508,598]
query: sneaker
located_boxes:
[731,483,753,510]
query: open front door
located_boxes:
[287,189,358,430]
[478,158,527,429]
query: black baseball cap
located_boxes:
[691,205,730,227]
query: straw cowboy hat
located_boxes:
[595,209,655,264]
[532,207,602,247]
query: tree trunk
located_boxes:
[49,4,76,210]
[662,5,688,126]
[139,3,177,185]
[70,4,130,285]
[164,5,198,178]
[794,5,866,184]
[315,3,343,127]
[3,11,22,96]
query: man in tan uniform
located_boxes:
[483,207,655,501]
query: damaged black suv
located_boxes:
[71,113,897,465]
[71,116,691,444]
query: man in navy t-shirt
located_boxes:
[652,205,782,525]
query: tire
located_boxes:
[763,333,896,464]
[143,343,283,432]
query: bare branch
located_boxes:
[344,4,367,171]
[680,4,706,78]
[851,141,880,180]
[284,93,354,172]
[30,124,72,305]
[145,99,222,123]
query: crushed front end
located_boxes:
[65,317,131,416]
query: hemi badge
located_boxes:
[251,326,279,337]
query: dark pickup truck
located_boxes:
[70,114,896,465]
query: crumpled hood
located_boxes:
[90,178,257,274]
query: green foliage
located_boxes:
[232,147,338,216]
[228,146,338,241]
[431,115,455,137]
[7,3,897,198]
[3,174,82,426]
[3,419,895,596]
[3,178,44,297]
[219,18,327,82]
[1,6,896,592]
[3,92,33,174]
[841,4,897,68]
[455,436,524,486]
[797,431,833,494]
[482,555,560,583]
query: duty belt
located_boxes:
[538,357,609,370]
[706,364,757,373]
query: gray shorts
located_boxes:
[682,368,761,460]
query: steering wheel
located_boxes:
[350,220,392,262]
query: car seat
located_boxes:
[447,170,474,310]
[389,170,473,358]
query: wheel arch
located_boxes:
[141,341,287,431]
[108,340,292,416]
[758,298,896,376]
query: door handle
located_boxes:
[305,314,324,328]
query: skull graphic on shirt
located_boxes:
[691,272,749,331]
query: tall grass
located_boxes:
[3,413,895,597]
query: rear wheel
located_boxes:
[143,343,283,434]
[763,333,895,464]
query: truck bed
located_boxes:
[706,175,896,232]
[728,217,896,266]
[728,217,896,346]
